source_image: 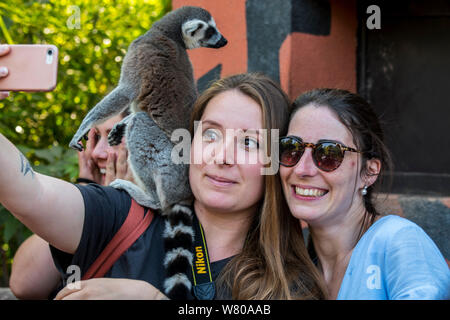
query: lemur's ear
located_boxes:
[190,24,203,37]
[182,20,205,37]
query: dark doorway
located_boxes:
[358,0,450,195]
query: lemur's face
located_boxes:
[182,18,227,49]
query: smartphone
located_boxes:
[0,44,58,92]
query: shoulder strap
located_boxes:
[82,199,154,280]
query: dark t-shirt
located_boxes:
[50,183,231,300]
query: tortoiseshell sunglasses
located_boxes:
[279,136,361,172]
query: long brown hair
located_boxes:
[190,73,326,299]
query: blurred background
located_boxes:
[0,0,171,287]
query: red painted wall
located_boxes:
[173,0,357,99]
[173,0,248,80]
[280,0,357,98]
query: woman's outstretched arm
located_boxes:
[0,133,84,254]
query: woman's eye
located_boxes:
[202,129,221,142]
[243,137,259,150]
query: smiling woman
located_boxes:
[280,88,450,300]
[85,110,133,186]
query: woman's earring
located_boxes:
[361,185,368,196]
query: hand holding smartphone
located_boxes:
[0,44,58,92]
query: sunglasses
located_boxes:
[279,136,361,172]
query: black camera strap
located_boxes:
[191,214,215,300]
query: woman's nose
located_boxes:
[215,134,236,166]
[293,148,318,177]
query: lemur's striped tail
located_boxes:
[162,204,194,299]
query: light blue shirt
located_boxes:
[337,215,450,300]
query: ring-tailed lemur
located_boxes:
[68,6,227,300]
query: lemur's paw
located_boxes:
[108,122,126,146]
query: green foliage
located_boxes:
[0,0,171,287]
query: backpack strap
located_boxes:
[82,199,154,280]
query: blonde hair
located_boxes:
[190,73,326,299]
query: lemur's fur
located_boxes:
[69,6,227,299]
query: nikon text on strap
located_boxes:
[191,214,215,300]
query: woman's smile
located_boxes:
[292,184,329,200]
